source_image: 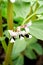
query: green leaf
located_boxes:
[2,7,7,18]
[25,37,37,46]
[14,2,30,19]
[0,37,5,41]
[38,0,43,6]
[2,1,30,20]
[32,1,39,12]
[31,19,43,30]
[14,17,24,26]
[3,24,7,28]
[2,1,7,18]
[30,43,42,55]
[24,48,36,59]
[13,55,24,65]
[21,0,36,2]
[29,19,43,40]
[3,30,10,39]
[36,5,43,15]
[30,27,43,40]
[11,39,26,60]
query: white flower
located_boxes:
[17,26,21,32]
[20,37,24,40]
[19,31,26,36]
[29,35,32,39]
[10,0,15,3]
[8,30,18,37]
[25,27,30,33]
[10,38,15,43]
[26,20,32,27]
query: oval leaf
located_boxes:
[11,39,26,59]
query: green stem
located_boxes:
[4,42,14,65]
[22,1,39,25]
[1,38,7,52]
[7,0,14,30]
[4,1,14,65]
[22,11,36,25]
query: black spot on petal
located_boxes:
[19,34,24,38]
[25,34,29,38]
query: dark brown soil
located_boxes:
[0,43,5,64]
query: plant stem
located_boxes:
[1,38,7,52]
[22,6,40,25]
[7,0,14,30]
[4,42,14,65]
[22,1,39,25]
[4,1,14,65]
[22,11,36,25]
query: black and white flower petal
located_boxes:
[10,38,15,43]
[29,35,32,39]
[20,36,24,40]
[25,27,30,33]
[8,30,18,37]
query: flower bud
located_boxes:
[20,37,24,40]
[17,26,21,32]
[10,38,15,43]
[10,0,15,3]
[29,35,32,39]
[19,31,26,36]
[26,21,32,27]
[25,27,30,33]
[8,30,18,37]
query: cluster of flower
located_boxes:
[8,21,32,43]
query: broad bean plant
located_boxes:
[0,0,43,65]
